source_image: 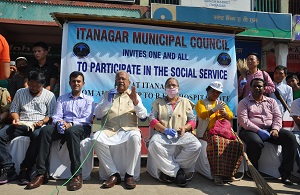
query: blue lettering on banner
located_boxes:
[170,67,197,78]
[81,61,142,75]
[148,51,161,58]
[199,68,228,80]
[153,66,168,76]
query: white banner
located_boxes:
[60,21,238,115]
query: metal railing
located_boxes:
[252,0,279,13]
[149,0,179,5]
[289,0,300,15]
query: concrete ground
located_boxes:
[1,163,300,195]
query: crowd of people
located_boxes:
[0,33,299,192]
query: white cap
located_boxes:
[209,81,223,93]
[10,61,16,66]
[15,57,28,63]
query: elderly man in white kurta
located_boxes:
[93,71,147,190]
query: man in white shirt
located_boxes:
[290,99,300,173]
[93,70,147,189]
[269,65,293,116]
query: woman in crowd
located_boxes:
[146,77,201,187]
[195,81,243,185]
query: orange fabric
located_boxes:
[0,34,10,80]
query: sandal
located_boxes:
[214,177,225,186]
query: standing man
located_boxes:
[26,71,94,191]
[8,57,29,99]
[238,52,275,98]
[238,78,297,185]
[286,74,300,100]
[25,42,58,92]
[93,70,147,189]
[269,65,293,115]
[0,34,10,80]
[0,71,56,185]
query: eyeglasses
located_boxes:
[252,85,264,88]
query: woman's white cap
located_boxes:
[209,81,223,93]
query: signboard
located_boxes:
[180,0,251,11]
[294,15,300,40]
[235,40,261,61]
[60,21,238,115]
[9,42,61,66]
[151,3,292,39]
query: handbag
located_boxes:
[209,112,236,140]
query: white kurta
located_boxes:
[147,132,201,179]
[93,92,147,179]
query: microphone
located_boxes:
[108,84,118,103]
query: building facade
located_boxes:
[0,0,299,73]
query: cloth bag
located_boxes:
[209,118,236,140]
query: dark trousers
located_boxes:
[0,125,41,170]
[239,129,297,175]
[36,124,91,176]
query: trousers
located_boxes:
[0,125,41,169]
[239,128,297,175]
[36,124,91,176]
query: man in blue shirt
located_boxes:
[26,71,94,191]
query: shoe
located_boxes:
[102,173,121,188]
[67,174,82,191]
[176,168,188,187]
[159,172,175,183]
[0,167,18,184]
[25,174,48,189]
[280,171,294,186]
[19,167,31,185]
[125,173,136,189]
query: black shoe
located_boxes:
[0,167,18,184]
[159,172,175,183]
[280,171,295,185]
[19,167,31,185]
[176,168,187,187]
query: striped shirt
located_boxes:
[10,88,56,122]
[237,95,282,132]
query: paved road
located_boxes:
[1,164,300,195]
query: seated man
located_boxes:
[286,74,300,100]
[0,71,56,185]
[0,87,11,129]
[93,70,147,189]
[290,98,300,173]
[238,78,297,185]
[26,71,94,191]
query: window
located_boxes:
[252,0,279,13]
[289,0,300,15]
[149,0,179,5]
